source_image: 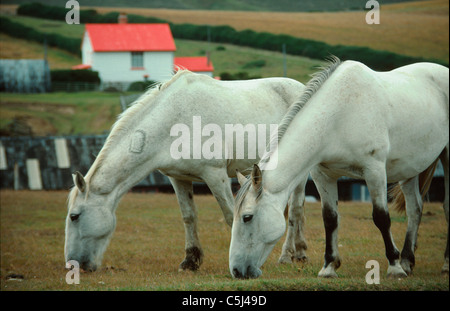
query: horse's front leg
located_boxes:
[169,177,204,271]
[279,180,308,264]
[365,165,407,278]
[201,168,234,227]
[311,168,341,278]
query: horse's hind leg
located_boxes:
[279,179,308,264]
[311,167,341,278]
[365,165,407,278]
[169,177,204,271]
[440,145,449,274]
[398,176,422,275]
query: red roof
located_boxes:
[85,24,176,52]
[174,57,214,72]
[71,64,92,70]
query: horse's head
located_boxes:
[229,165,286,279]
[64,172,116,271]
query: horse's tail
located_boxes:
[389,159,439,213]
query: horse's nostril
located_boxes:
[233,268,243,279]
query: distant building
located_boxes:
[0,59,51,93]
[80,23,176,88]
[75,15,214,90]
[174,56,214,77]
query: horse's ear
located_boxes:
[236,170,247,186]
[73,171,86,193]
[251,164,262,191]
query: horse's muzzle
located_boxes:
[231,265,262,279]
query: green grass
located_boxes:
[175,39,324,82]
[1,190,448,291]
[5,15,324,82]
[0,92,123,135]
[1,21,323,136]
[3,0,420,12]
[10,15,85,39]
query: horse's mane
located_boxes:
[235,56,342,214]
[68,70,191,206]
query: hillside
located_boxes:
[0,0,420,12]
[0,22,324,136]
[92,0,449,63]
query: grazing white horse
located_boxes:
[230,57,449,279]
[64,70,307,272]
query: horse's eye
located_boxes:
[70,213,80,222]
[243,214,253,223]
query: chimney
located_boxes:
[118,13,127,24]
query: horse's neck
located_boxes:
[87,130,160,200]
[263,102,333,195]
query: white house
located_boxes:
[78,22,176,88]
[74,16,214,89]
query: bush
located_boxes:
[0,17,81,56]
[17,2,67,21]
[127,80,158,92]
[51,69,100,83]
[220,72,261,80]
[242,60,266,69]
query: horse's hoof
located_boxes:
[318,266,338,278]
[441,260,449,275]
[278,255,293,264]
[387,264,407,279]
[400,259,413,276]
[178,247,203,271]
[178,259,200,271]
[294,255,309,263]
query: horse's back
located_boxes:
[314,60,448,181]
[167,71,305,125]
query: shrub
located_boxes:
[127,80,158,92]
[220,72,261,80]
[242,60,266,69]
[51,69,100,83]
[0,17,81,56]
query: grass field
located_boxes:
[0,91,122,135]
[1,190,448,291]
[0,14,325,81]
[91,0,449,63]
[0,37,323,136]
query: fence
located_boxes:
[0,59,51,93]
[0,134,445,201]
[0,135,171,191]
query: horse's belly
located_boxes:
[385,144,445,183]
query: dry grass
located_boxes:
[0,33,81,69]
[0,190,448,291]
[91,0,449,63]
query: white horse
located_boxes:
[230,57,449,279]
[64,70,307,272]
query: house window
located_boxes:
[131,52,144,68]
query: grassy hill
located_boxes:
[92,0,449,63]
[0,0,447,136]
[0,16,324,136]
[1,0,420,12]
[0,15,324,81]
